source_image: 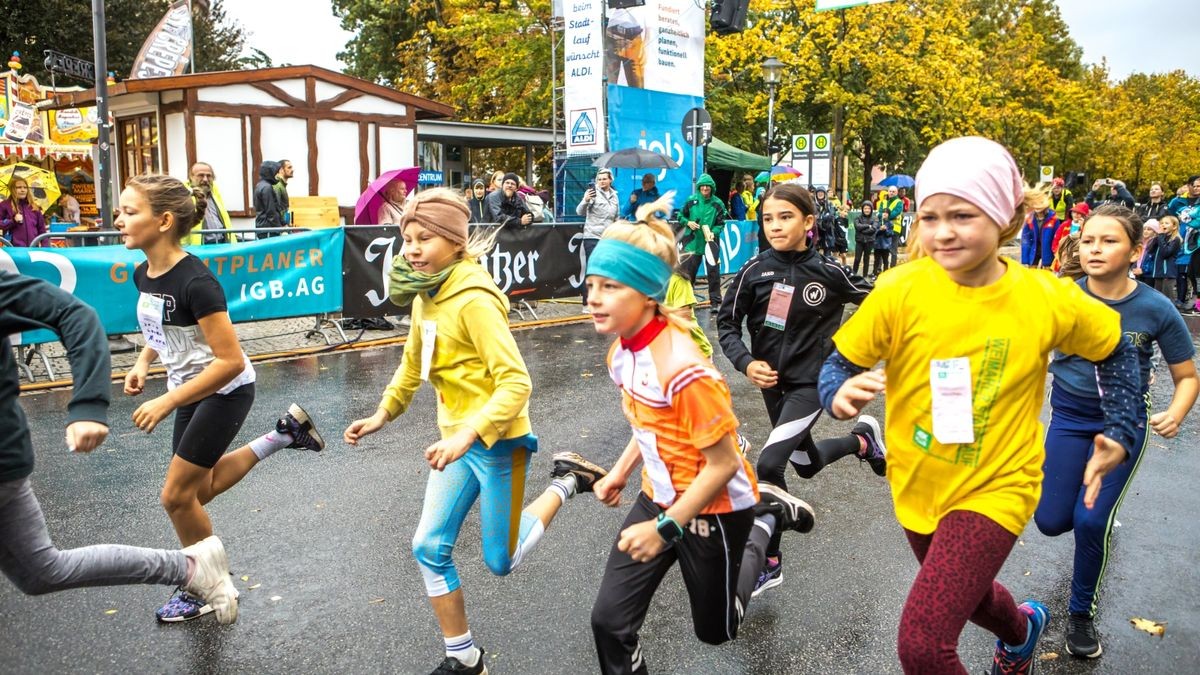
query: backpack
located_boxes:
[523,193,546,223]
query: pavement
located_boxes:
[4,301,1199,675]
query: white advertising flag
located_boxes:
[564,0,606,155]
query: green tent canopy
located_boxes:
[705,137,771,171]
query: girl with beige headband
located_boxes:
[817,136,1142,674]
[342,188,606,675]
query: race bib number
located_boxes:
[136,293,168,352]
[930,357,975,444]
[420,321,437,382]
[764,283,794,331]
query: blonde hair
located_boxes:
[906,185,1041,262]
[1056,233,1084,280]
[602,192,699,335]
[1160,215,1182,241]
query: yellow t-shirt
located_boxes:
[833,257,1121,535]
[664,274,713,357]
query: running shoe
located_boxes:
[756,483,815,534]
[852,414,887,477]
[550,452,608,493]
[156,587,213,623]
[751,557,783,598]
[431,648,488,675]
[180,534,239,625]
[990,600,1050,674]
[1064,613,1102,658]
[277,403,326,451]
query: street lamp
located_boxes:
[761,57,784,163]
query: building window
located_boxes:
[117,114,160,186]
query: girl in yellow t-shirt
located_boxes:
[817,137,1142,674]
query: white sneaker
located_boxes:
[182,535,239,625]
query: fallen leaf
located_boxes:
[252,508,262,512]
[1039,652,1058,661]
[573,340,586,344]
[1023,571,1031,576]
[241,575,250,582]
[315,503,325,508]
[248,583,261,590]
[1130,617,1166,637]
[581,372,593,378]
[270,595,282,602]
[368,597,386,604]
[104,609,118,615]
[1018,539,1025,546]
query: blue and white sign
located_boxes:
[564,0,605,155]
[607,85,703,208]
[417,171,444,185]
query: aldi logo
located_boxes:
[570,109,597,146]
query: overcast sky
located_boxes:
[226,0,1192,81]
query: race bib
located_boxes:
[136,293,168,352]
[930,357,975,444]
[419,321,437,382]
[764,283,794,331]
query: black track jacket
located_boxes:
[717,247,871,387]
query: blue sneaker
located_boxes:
[852,415,887,477]
[990,600,1050,674]
[156,587,213,623]
[751,557,783,598]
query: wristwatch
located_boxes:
[656,512,685,544]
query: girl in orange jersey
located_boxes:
[585,195,813,675]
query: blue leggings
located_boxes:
[1034,384,1149,617]
[411,434,544,597]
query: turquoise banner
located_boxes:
[697,219,760,276]
[2,229,344,345]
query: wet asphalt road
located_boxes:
[2,309,1197,674]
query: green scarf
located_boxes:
[388,256,460,307]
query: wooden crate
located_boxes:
[289,196,341,229]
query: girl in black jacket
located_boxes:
[717,183,886,596]
[852,201,877,277]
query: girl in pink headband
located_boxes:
[818,136,1142,673]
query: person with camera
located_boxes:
[1085,177,1135,210]
[576,168,620,312]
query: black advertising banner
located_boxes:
[342,225,588,317]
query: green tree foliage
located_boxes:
[1,0,250,83]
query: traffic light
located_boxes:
[711,0,750,34]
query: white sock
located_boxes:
[547,474,578,505]
[248,429,293,461]
[445,631,479,665]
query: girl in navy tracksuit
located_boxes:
[1146,216,1183,297]
[1036,205,1198,658]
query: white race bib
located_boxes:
[136,293,168,352]
[419,320,437,382]
[764,282,794,331]
[930,357,975,444]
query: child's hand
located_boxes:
[594,472,627,507]
[124,365,147,396]
[618,520,666,563]
[1149,410,1181,438]
[424,427,477,470]
[66,421,109,453]
[132,394,176,433]
[831,369,886,419]
[343,409,388,445]
[1083,434,1128,508]
[745,360,778,389]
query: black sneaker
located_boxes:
[756,483,815,533]
[1064,613,1102,658]
[276,403,326,451]
[852,415,887,477]
[550,452,608,493]
[431,648,487,675]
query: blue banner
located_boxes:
[697,219,760,276]
[607,85,704,212]
[2,229,344,345]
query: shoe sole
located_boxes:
[551,452,607,492]
[1064,639,1103,658]
[858,414,886,456]
[757,483,816,533]
[751,573,783,598]
[157,603,215,622]
[287,403,326,451]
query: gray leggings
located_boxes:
[0,477,188,595]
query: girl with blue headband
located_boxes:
[586,195,813,674]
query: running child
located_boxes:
[117,175,325,622]
[717,182,885,595]
[585,195,814,675]
[819,136,1142,674]
[1035,205,1197,659]
[0,271,236,621]
[341,188,604,675]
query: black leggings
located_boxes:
[680,239,723,304]
[873,249,889,274]
[590,492,765,675]
[852,245,873,276]
[171,383,255,468]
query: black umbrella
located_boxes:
[592,147,679,169]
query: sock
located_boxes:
[249,429,293,460]
[547,474,577,505]
[445,631,480,665]
[1003,616,1034,652]
[855,434,868,456]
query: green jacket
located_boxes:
[679,174,727,255]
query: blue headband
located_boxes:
[586,238,672,302]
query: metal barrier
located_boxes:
[27,227,309,248]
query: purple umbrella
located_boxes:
[354,167,421,225]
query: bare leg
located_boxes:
[198,446,260,505]
[430,588,470,637]
[160,456,215,546]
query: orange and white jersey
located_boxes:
[607,317,759,515]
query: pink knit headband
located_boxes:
[915,136,1023,228]
[400,195,470,245]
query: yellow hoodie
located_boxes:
[379,260,532,446]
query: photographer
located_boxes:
[1085,177,1135,209]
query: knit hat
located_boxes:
[1052,177,1065,187]
[400,191,470,245]
[915,136,1023,229]
[502,172,520,187]
[1071,202,1090,217]
[1144,219,1162,234]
